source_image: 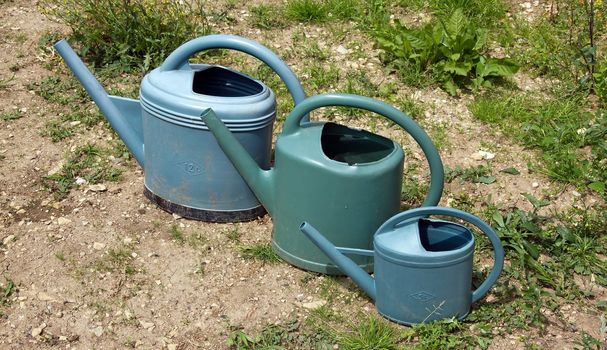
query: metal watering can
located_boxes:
[54,35,306,222]
[201,93,444,274]
[300,206,504,324]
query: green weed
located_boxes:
[337,316,399,350]
[249,4,287,29]
[306,63,340,92]
[92,247,137,275]
[445,164,495,184]
[225,225,242,243]
[0,74,14,90]
[42,120,75,142]
[169,225,185,244]
[238,243,281,264]
[0,110,22,121]
[397,0,508,28]
[55,251,66,261]
[285,0,361,23]
[42,0,211,70]
[470,91,606,190]
[227,321,297,349]
[42,143,123,199]
[0,279,15,306]
[374,9,518,95]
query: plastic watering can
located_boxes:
[201,93,444,274]
[54,35,306,222]
[300,206,504,324]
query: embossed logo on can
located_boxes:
[179,161,203,176]
[409,291,436,302]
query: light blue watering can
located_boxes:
[300,207,504,325]
[54,35,306,222]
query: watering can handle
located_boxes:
[281,93,444,207]
[159,34,306,113]
[376,206,505,303]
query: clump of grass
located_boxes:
[169,224,185,244]
[238,243,281,264]
[0,279,15,306]
[41,120,75,142]
[285,0,361,23]
[227,321,300,349]
[42,143,123,198]
[337,316,398,350]
[0,110,22,121]
[91,247,137,275]
[249,4,287,29]
[42,0,211,70]
[445,164,495,184]
[470,91,606,190]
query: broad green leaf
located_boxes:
[588,181,605,193]
[443,60,472,76]
[446,8,466,36]
[521,192,550,209]
[500,167,520,175]
[443,78,458,96]
[477,176,497,184]
[473,29,488,50]
[449,53,461,61]
[492,212,505,228]
[522,241,540,259]
[483,58,520,77]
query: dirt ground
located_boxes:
[0,0,605,349]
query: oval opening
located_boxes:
[321,123,395,165]
[193,66,264,97]
[418,219,472,252]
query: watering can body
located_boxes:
[300,207,505,324]
[54,35,306,222]
[202,94,445,274]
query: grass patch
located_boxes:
[470,91,606,190]
[91,247,137,275]
[337,316,399,350]
[42,143,123,199]
[0,279,15,306]
[0,110,22,121]
[169,224,185,244]
[445,164,495,184]
[249,4,287,29]
[42,0,211,70]
[238,243,281,264]
[285,0,361,23]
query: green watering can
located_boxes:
[202,93,444,274]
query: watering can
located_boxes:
[54,35,306,222]
[201,93,444,274]
[300,206,504,324]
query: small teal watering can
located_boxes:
[54,35,306,222]
[300,206,504,325]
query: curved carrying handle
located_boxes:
[282,93,444,207]
[377,206,504,303]
[160,34,306,111]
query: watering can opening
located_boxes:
[320,123,395,165]
[193,66,264,97]
[418,219,473,252]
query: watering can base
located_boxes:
[272,240,373,275]
[376,308,469,326]
[143,186,267,223]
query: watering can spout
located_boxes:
[54,39,144,166]
[201,108,275,214]
[300,222,376,300]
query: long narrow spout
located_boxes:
[201,108,274,214]
[300,222,376,301]
[54,40,144,166]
